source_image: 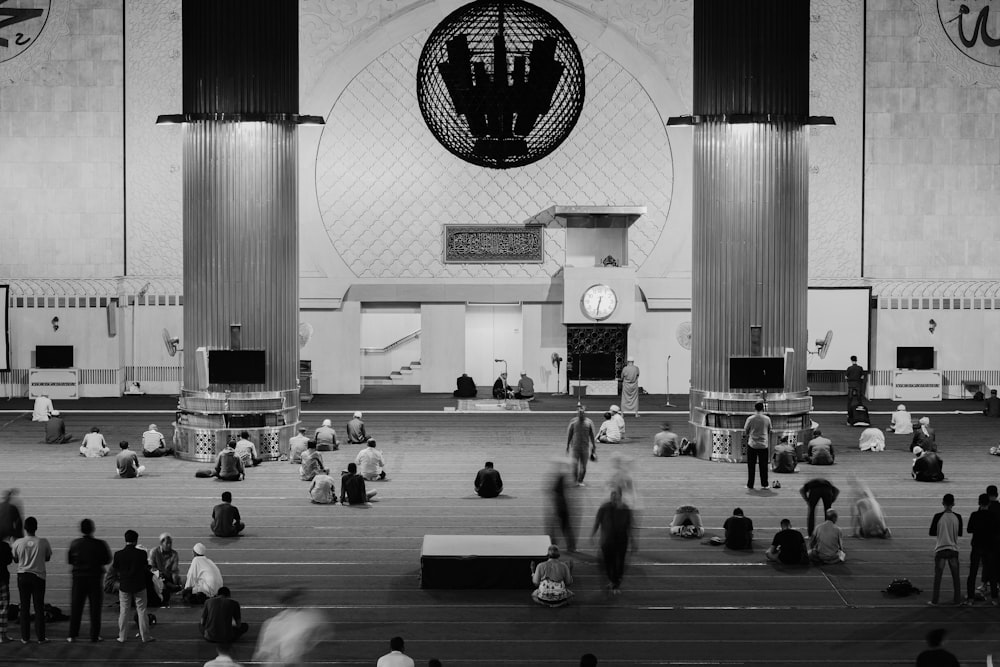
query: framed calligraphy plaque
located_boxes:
[444,225,544,264]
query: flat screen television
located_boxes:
[35,345,74,369]
[209,349,266,384]
[896,346,934,370]
[567,353,617,381]
[730,356,785,390]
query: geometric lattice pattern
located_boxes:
[710,430,748,464]
[260,431,281,460]
[566,324,628,380]
[195,430,216,458]
[316,37,674,279]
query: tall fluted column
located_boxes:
[686,0,815,461]
[169,0,307,461]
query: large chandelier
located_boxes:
[416,0,585,169]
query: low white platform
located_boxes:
[455,399,531,412]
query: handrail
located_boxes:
[361,329,421,354]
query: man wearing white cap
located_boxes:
[911,416,937,452]
[43,410,73,444]
[887,404,913,435]
[514,371,535,400]
[620,356,640,418]
[182,543,223,605]
[141,424,173,458]
[346,412,369,445]
[313,420,338,452]
[912,446,945,482]
[609,405,626,439]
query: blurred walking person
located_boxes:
[591,489,635,595]
[566,405,596,486]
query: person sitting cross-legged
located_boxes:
[299,441,329,482]
[44,410,73,444]
[771,436,797,473]
[765,519,807,565]
[200,587,248,644]
[141,424,174,458]
[356,439,387,481]
[313,419,338,452]
[652,423,679,457]
[80,426,111,458]
[211,492,245,538]
[474,461,503,498]
[531,544,574,607]
[340,462,377,505]
[288,428,309,464]
[147,533,183,607]
[723,507,754,550]
[596,412,622,445]
[234,432,262,468]
[308,474,337,505]
[214,441,245,482]
[912,446,945,482]
[182,543,223,605]
[806,429,835,465]
[116,441,146,478]
[809,509,846,564]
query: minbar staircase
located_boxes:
[364,360,421,386]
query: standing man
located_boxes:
[800,477,840,538]
[0,488,24,543]
[566,406,596,487]
[67,518,111,643]
[928,493,963,606]
[966,493,999,606]
[0,530,11,643]
[112,529,153,643]
[211,492,246,538]
[474,461,504,498]
[984,389,1000,417]
[620,357,640,418]
[845,355,866,401]
[591,489,635,595]
[13,517,52,644]
[743,402,772,490]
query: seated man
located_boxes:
[141,423,174,457]
[596,411,622,445]
[44,410,73,444]
[453,373,477,398]
[515,371,535,400]
[771,436,797,473]
[299,440,329,482]
[234,431,262,467]
[807,429,835,465]
[356,439,386,481]
[492,372,512,399]
[669,505,704,537]
[766,519,807,565]
[288,427,310,464]
[182,543,223,605]
[80,426,111,457]
[911,417,937,452]
[200,587,248,643]
[653,423,679,457]
[474,461,503,498]
[912,446,945,482]
[887,404,913,435]
[214,441,245,482]
[852,482,890,538]
[313,419,338,451]
[723,507,754,550]
[116,440,145,478]
[346,412,368,445]
[340,462,377,505]
[148,533,183,607]
[211,491,245,537]
[309,473,337,505]
[32,393,53,422]
[809,509,846,564]
[858,427,885,452]
[609,405,626,439]
[847,398,871,427]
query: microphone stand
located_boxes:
[664,355,674,407]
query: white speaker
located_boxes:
[106,301,117,337]
[195,346,209,389]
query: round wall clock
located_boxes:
[581,284,618,321]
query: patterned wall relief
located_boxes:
[315,37,673,280]
[124,0,183,277]
[809,2,864,279]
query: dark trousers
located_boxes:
[207,622,249,644]
[969,547,999,599]
[69,574,103,640]
[806,488,836,537]
[17,572,46,642]
[746,447,768,488]
[933,549,961,605]
[571,449,588,484]
[601,540,628,588]
[549,500,576,552]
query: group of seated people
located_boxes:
[597,406,626,444]
[294,436,387,505]
[491,371,535,400]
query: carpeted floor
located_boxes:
[0,390,998,666]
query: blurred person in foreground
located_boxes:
[251,588,325,666]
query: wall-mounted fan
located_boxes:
[298,322,314,349]
[162,328,181,357]
[813,330,834,359]
[676,322,692,350]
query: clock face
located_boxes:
[581,284,618,321]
